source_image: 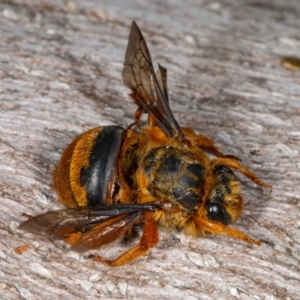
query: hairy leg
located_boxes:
[194,216,261,245]
[90,214,159,267]
[210,157,272,189]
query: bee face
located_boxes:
[19,21,271,267]
[206,165,243,225]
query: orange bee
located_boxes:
[19,21,271,267]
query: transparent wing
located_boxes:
[156,63,169,104]
[122,21,184,140]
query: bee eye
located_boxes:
[207,202,231,225]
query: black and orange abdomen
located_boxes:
[53,126,124,208]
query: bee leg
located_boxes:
[194,134,225,156]
[182,128,226,157]
[211,157,272,189]
[182,128,241,160]
[127,107,143,129]
[194,136,240,160]
[193,217,261,245]
[90,214,159,267]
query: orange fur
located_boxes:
[21,21,271,267]
[53,127,102,207]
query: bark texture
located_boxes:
[0,0,300,299]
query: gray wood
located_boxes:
[1,0,299,299]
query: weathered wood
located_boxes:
[1,0,300,299]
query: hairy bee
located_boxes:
[19,21,271,267]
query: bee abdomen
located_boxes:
[53,126,124,208]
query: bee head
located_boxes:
[206,164,243,225]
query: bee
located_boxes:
[19,21,271,267]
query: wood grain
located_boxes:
[1,0,299,299]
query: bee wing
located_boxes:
[122,21,183,140]
[18,203,159,250]
[69,212,141,253]
[156,63,168,104]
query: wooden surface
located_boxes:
[1,0,300,299]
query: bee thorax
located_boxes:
[141,146,205,210]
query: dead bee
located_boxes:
[19,21,271,267]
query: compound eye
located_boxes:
[207,202,231,225]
